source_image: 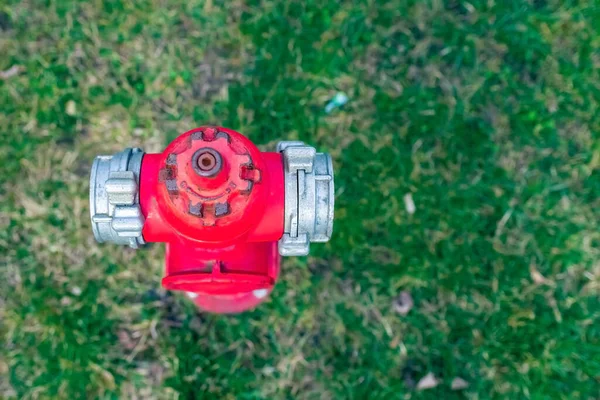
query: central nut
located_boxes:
[198,153,216,170]
[192,148,222,177]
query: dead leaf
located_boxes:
[66,100,77,116]
[529,263,550,285]
[416,372,439,390]
[0,65,22,80]
[118,330,137,350]
[60,297,72,306]
[392,291,414,316]
[149,362,166,386]
[89,363,116,390]
[451,377,469,390]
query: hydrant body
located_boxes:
[90,126,334,313]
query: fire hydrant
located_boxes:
[89,126,334,313]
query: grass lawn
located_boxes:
[2,0,600,398]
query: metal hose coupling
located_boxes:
[277,141,335,256]
[89,148,145,248]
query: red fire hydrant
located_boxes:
[90,126,334,313]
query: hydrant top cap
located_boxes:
[155,126,268,242]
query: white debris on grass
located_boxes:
[392,291,414,316]
[404,193,416,214]
[416,372,439,390]
[451,377,469,390]
[324,92,349,113]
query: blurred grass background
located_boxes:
[1,0,600,398]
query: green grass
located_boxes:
[2,0,600,398]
